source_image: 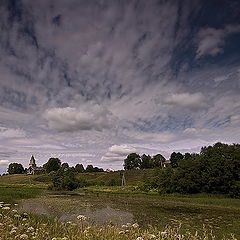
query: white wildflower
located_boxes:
[77,215,87,221]
[132,223,139,228]
[20,234,28,239]
[27,226,34,232]
[148,234,156,239]
[10,229,17,234]
[2,207,10,210]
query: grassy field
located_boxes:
[77,169,157,186]
[0,169,156,186]
[0,173,239,239]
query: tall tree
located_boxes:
[75,164,84,173]
[140,154,152,169]
[85,165,94,172]
[170,152,183,168]
[43,158,61,173]
[61,162,69,171]
[152,154,166,168]
[124,153,141,170]
[8,163,24,174]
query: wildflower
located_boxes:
[77,215,87,221]
[132,223,139,228]
[136,237,144,240]
[2,207,10,210]
[161,231,168,235]
[12,209,18,213]
[27,226,34,232]
[148,234,156,239]
[10,229,17,234]
[20,234,28,239]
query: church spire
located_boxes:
[29,155,36,168]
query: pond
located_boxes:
[18,192,240,238]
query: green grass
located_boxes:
[20,189,239,239]
[77,169,157,185]
[0,174,50,187]
[0,185,43,203]
[1,206,234,240]
[1,172,240,239]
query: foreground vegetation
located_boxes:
[0,181,239,239]
[0,201,238,240]
[1,141,240,240]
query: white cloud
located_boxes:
[0,127,26,139]
[125,130,176,143]
[0,160,9,165]
[44,106,116,132]
[101,144,137,162]
[230,115,240,126]
[196,24,240,58]
[163,92,207,110]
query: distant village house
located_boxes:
[28,156,45,175]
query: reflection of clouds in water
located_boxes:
[19,198,133,226]
[59,206,133,225]
[76,206,134,225]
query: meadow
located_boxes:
[0,173,239,239]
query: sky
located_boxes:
[0,0,240,173]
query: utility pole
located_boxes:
[121,172,126,186]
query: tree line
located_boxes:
[128,142,240,197]
[123,153,166,170]
[7,158,104,175]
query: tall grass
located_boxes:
[0,186,43,204]
[0,204,238,240]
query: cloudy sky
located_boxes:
[0,0,240,173]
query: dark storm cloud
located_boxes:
[0,0,240,171]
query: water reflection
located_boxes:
[19,196,133,226]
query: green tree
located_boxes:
[93,167,104,172]
[43,158,61,173]
[75,164,84,173]
[51,169,79,191]
[140,154,152,169]
[170,152,183,168]
[8,163,24,174]
[85,165,94,172]
[152,154,166,168]
[61,162,69,171]
[124,153,141,170]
